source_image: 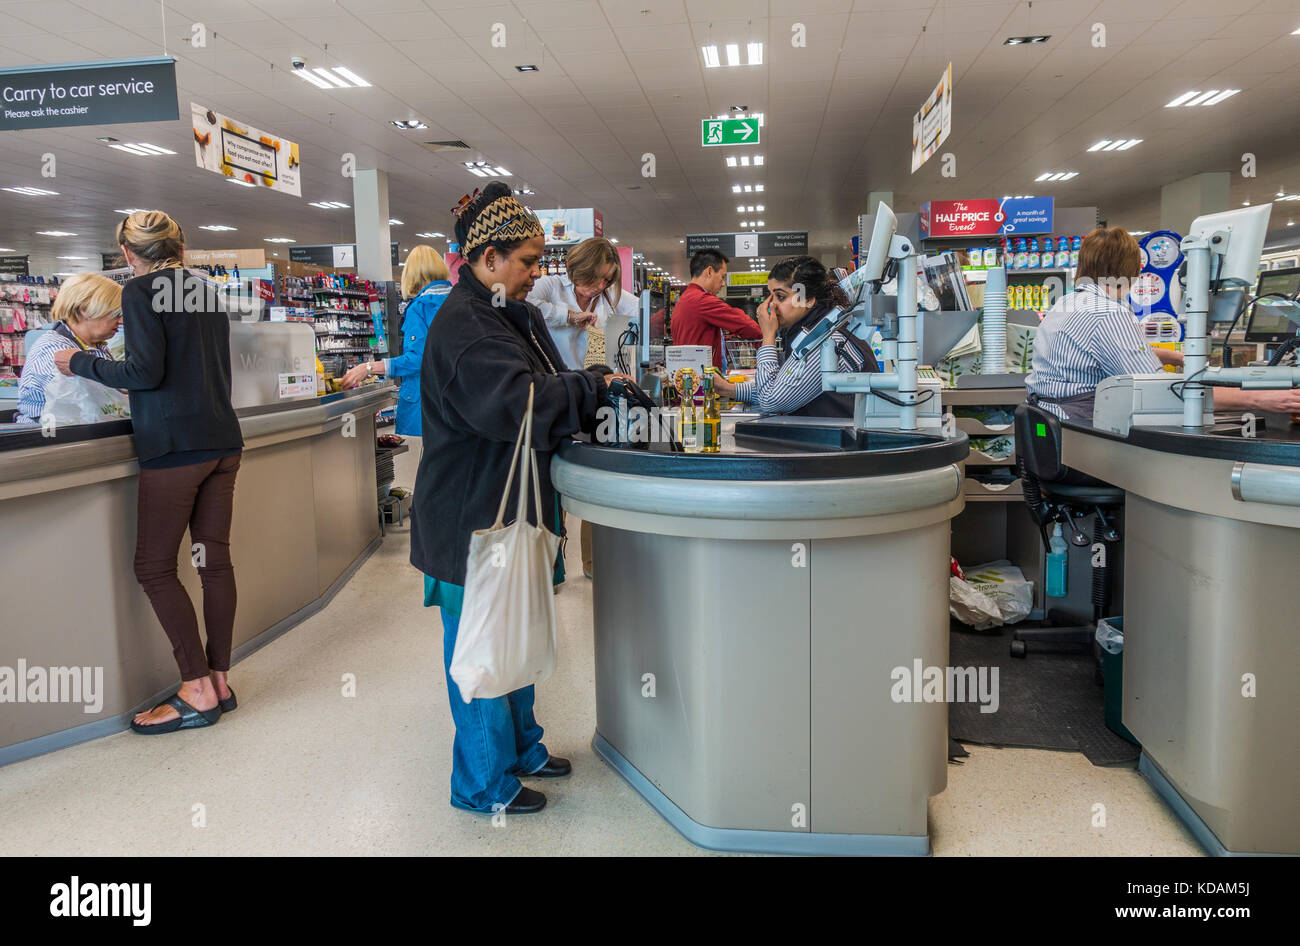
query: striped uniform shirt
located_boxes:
[733,327,868,415]
[1025,282,1161,420]
[14,325,113,425]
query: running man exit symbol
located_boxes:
[701,118,760,147]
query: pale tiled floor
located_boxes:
[0,443,1202,857]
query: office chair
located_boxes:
[1010,403,1125,659]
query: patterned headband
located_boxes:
[462,195,544,254]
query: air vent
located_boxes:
[421,139,471,152]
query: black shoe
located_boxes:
[522,756,571,779]
[506,787,547,814]
[218,688,237,713]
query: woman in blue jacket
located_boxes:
[341,245,450,435]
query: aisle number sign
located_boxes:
[701,118,759,147]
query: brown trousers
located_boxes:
[134,454,241,681]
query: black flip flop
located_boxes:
[218,688,237,713]
[130,694,222,734]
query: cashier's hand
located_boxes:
[756,296,779,346]
[1244,388,1300,414]
[52,349,76,376]
[1151,347,1184,367]
[567,310,599,328]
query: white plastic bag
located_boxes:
[949,576,1005,631]
[40,372,130,426]
[965,560,1034,626]
[449,384,561,702]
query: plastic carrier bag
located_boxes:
[40,372,130,426]
[950,560,1034,630]
[449,384,561,703]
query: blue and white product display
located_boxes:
[981,266,1007,373]
[1128,230,1183,320]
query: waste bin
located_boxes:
[1097,617,1139,746]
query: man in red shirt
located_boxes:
[671,249,761,370]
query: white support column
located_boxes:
[1160,173,1228,236]
[352,168,393,282]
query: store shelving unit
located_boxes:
[305,280,389,374]
[0,280,57,384]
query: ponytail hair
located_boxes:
[115,210,185,271]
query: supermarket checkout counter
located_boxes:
[0,367,395,765]
[1061,418,1300,856]
[553,415,969,855]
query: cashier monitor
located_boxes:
[1246,267,1300,344]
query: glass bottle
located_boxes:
[700,373,721,453]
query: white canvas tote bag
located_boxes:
[449,383,561,702]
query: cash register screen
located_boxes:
[1246,267,1300,342]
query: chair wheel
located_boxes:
[1010,639,1027,658]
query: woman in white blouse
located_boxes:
[528,237,639,370]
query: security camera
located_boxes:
[291,56,307,71]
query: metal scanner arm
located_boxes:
[792,233,921,430]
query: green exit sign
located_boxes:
[701,118,760,147]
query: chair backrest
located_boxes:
[1014,403,1066,483]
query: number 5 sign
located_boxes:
[734,233,758,257]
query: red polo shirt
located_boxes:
[670,283,762,370]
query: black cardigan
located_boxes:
[410,268,609,585]
[69,268,243,464]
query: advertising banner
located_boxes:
[192,102,301,196]
[537,208,602,246]
[0,57,177,131]
[920,197,1055,237]
[911,62,952,173]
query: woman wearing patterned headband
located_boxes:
[410,181,630,817]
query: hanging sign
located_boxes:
[0,57,178,131]
[192,102,301,196]
[910,62,952,173]
[920,197,1055,237]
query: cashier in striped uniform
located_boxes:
[1026,226,1300,423]
[710,255,879,417]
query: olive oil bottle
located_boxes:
[700,373,721,453]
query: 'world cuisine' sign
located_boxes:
[0,57,178,131]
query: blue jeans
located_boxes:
[440,608,549,811]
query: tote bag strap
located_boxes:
[490,383,545,529]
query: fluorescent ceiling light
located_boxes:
[755,184,764,192]
[312,67,350,88]
[37,230,76,236]
[134,143,175,154]
[755,205,764,211]
[756,220,764,227]
[1202,89,1239,105]
[1088,140,1111,152]
[416,231,444,238]
[309,200,350,209]
[3,186,58,195]
[1036,171,1076,182]
[1165,90,1200,107]
[200,225,237,231]
[331,67,370,88]
[726,156,737,167]
[264,237,295,243]
[754,155,764,166]
[391,119,427,129]
[1004,35,1050,45]
[294,69,332,89]
[726,44,740,66]
[732,185,741,193]
[610,238,618,243]
[1117,138,1142,150]
[737,205,745,212]
[513,188,534,195]
[747,42,763,65]
[740,155,750,166]
[56,256,87,260]
[115,207,150,214]
[514,65,539,72]
[389,219,403,225]
[109,143,151,155]
[702,45,720,68]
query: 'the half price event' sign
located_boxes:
[920,197,1055,237]
[192,102,301,196]
[0,57,178,131]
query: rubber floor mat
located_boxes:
[947,622,1140,767]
